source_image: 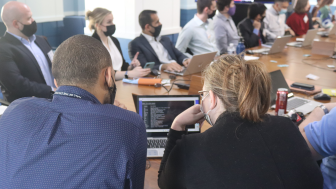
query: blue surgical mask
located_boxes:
[200,92,215,126]
[279,9,287,15]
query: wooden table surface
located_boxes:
[115,35,336,189]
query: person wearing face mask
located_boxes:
[129,10,190,72]
[175,0,219,57]
[212,0,240,54]
[286,0,311,36]
[238,3,267,48]
[0,35,147,188]
[157,55,324,189]
[0,1,56,102]
[264,0,296,42]
[87,8,151,80]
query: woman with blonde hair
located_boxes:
[158,55,323,189]
[86,8,151,80]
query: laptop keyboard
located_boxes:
[147,139,167,149]
[287,98,310,110]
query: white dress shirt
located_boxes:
[102,37,123,71]
[176,14,218,57]
[142,33,176,71]
[264,6,290,42]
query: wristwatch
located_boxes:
[125,71,129,79]
[319,104,329,115]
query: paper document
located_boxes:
[0,105,7,115]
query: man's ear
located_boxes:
[204,7,209,14]
[54,79,58,88]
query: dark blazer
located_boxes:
[128,34,188,71]
[238,18,267,48]
[92,32,129,71]
[0,32,53,102]
[158,112,323,189]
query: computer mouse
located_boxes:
[314,93,331,100]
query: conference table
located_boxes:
[115,35,336,189]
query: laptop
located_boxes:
[317,25,336,37]
[287,29,318,47]
[251,35,291,55]
[133,94,201,158]
[164,52,217,76]
[270,70,322,115]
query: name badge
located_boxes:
[303,15,309,24]
[48,50,54,62]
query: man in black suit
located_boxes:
[0,1,54,102]
[129,10,190,72]
[238,3,267,48]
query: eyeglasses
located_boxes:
[198,90,209,100]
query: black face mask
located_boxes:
[105,71,117,104]
[260,16,266,22]
[208,10,216,19]
[19,20,37,37]
[103,24,116,36]
[150,24,162,38]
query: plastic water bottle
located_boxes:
[236,38,246,57]
[227,43,236,54]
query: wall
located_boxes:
[180,0,197,27]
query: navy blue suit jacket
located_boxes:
[128,34,187,70]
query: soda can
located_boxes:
[275,88,288,116]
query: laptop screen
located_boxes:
[270,70,292,105]
[135,95,201,137]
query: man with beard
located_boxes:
[0,35,147,189]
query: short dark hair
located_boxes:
[139,10,157,30]
[52,35,111,88]
[248,3,267,19]
[217,0,232,12]
[197,0,215,14]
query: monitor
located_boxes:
[134,95,201,137]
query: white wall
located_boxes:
[180,0,196,10]
[17,0,64,22]
[85,0,181,39]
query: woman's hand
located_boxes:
[128,66,151,78]
[129,52,141,70]
[171,105,205,131]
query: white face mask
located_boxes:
[279,8,287,15]
[200,92,215,126]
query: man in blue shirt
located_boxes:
[300,103,336,189]
[0,1,55,102]
[0,35,147,188]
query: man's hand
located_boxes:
[183,59,191,67]
[129,52,141,70]
[114,100,127,110]
[171,105,205,131]
[253,20,261,30]
[288,28,295,36]
[161,62,183,72]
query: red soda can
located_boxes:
[275,88,288,116]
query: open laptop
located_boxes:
[250,35,291,55]
[317,24,336,37]
[164,51,217,76]
[270,70,322,115]
[133,94,201,158]
[287,29,318,47]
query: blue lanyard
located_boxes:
[54,92,82,99]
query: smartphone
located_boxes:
[144,62,155,71]
[291,82,315,91]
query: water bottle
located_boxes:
[227,43,236,55]
[236,38,246,57]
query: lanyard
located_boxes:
[54,92,82,99]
